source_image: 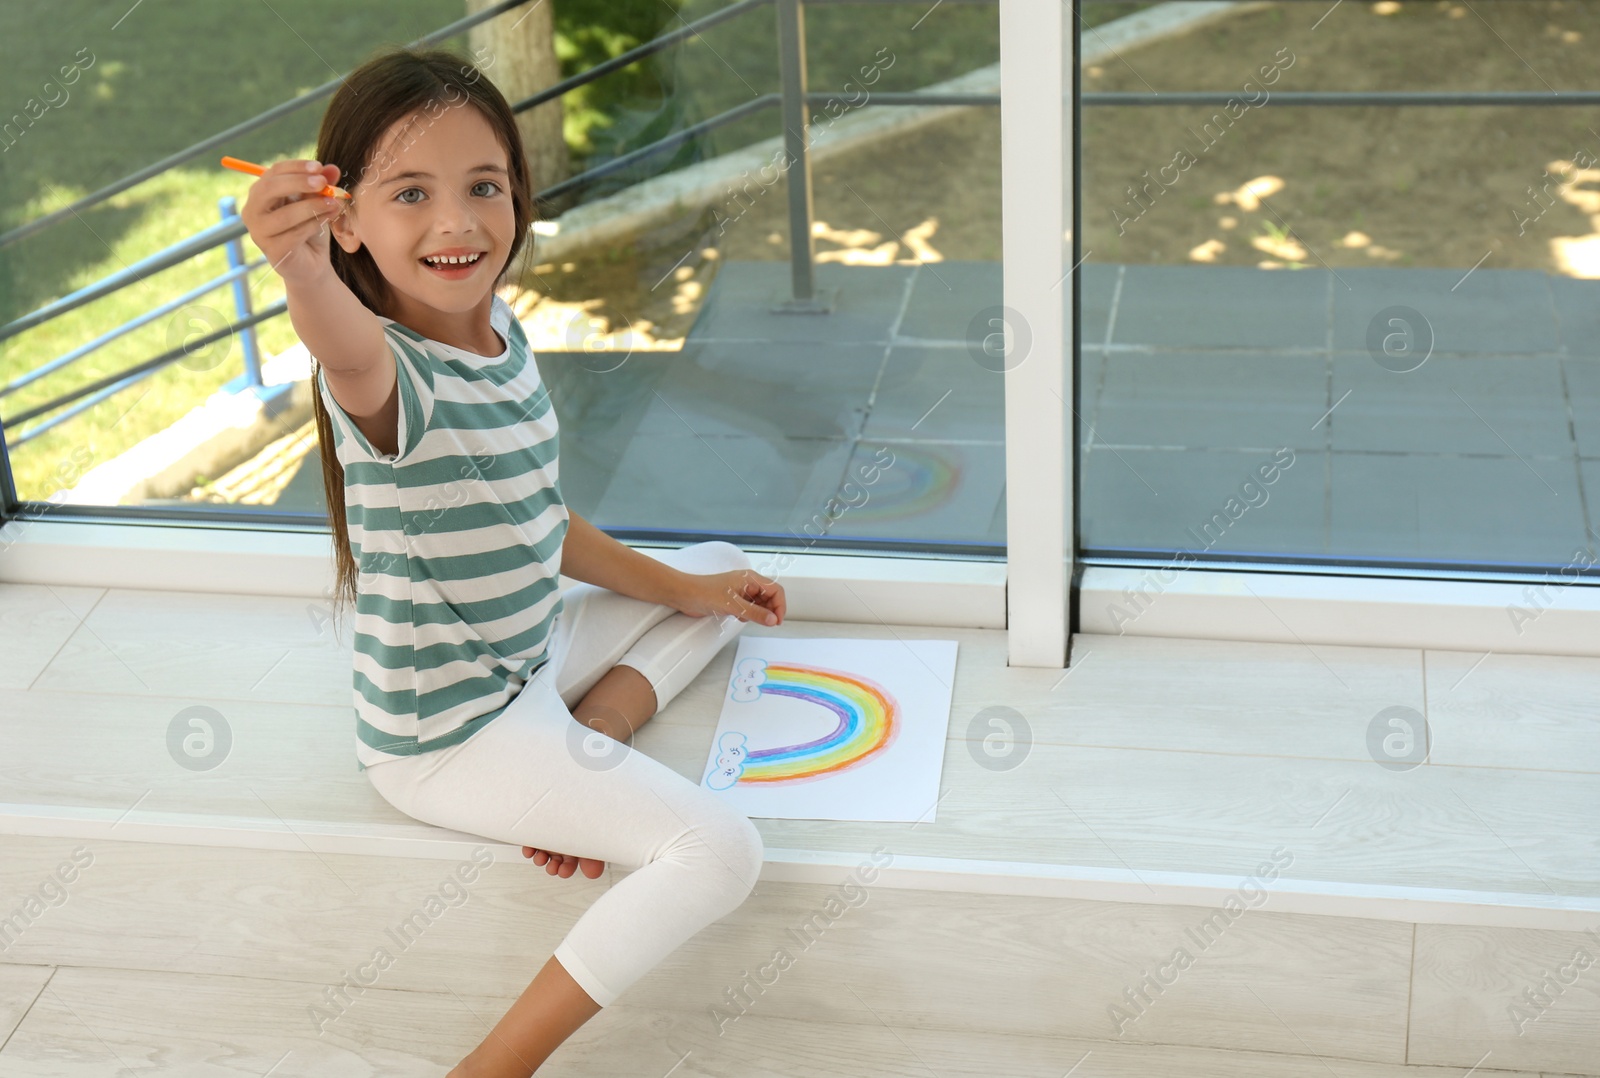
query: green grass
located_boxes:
[0,0,471,503]
[0,0,1149,504]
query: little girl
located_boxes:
[239,45,785,1077]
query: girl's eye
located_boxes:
[393,180,499,203]
[471,180,501,198]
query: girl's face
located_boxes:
[329,101,517,315]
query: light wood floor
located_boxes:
[3,582,1596,898]
[1,581,1597,1074]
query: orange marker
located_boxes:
[221,155,351,199]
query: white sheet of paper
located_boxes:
[698,636,959,822]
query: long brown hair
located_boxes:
[309,45,536,634]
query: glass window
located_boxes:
[1078,0,1598,578]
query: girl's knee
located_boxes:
[701,810,764,899]
[691,540,752,573]
[730,813,764,894]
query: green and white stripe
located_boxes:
[315,295,569,772]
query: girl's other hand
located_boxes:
[238,158,346,285]
[674,569,785,627]
[523,846,605,879]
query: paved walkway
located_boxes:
[265,260,1599,574]
[549,260,1599,572]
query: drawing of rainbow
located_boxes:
[704,658,901,790]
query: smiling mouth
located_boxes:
[420,252,485,268]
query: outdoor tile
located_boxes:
[1566,358,1600,458]
[628,339,887,441]
[1110,264,1330,350]
[1091,350,1327,451]
[540,352,677,513]
[987,481,1007,543]
[816,440,1005,546]
[895,260,998,343]
[1328,353,1573,457]
[1075,346,1108,421]
[1330,266,1559,355]
[542,350,673,425]
[1080,446,1326,558]
[1077,261,1118,347]
[861,343,1003,441]
[1329,452,1584,567]
[895,259,1115,345]
[281,447,329,514]
[551,416,631,518]
[852,339,1101,443]
[1547,273,1600,359]
[590,434,855,538]
[1581,459,1600,555]
[685,261,914,343]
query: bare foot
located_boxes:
[522,845,605,879]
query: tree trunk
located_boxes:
[465,0,570,215]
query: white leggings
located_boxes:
[364,540,765,1007]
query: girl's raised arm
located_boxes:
[240,159,394,422]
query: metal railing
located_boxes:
[0,0,1000,453]
[0,197,270,446]
[5,0,1591,461]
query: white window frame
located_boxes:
[2,0,1596,661]
[999,0,1073,667]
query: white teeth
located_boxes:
[425,253,481,266]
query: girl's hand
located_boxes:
[238,158,346,285]
[673,569,785,627]
[522,846,605,879]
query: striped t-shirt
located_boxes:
[314,293,569,772]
